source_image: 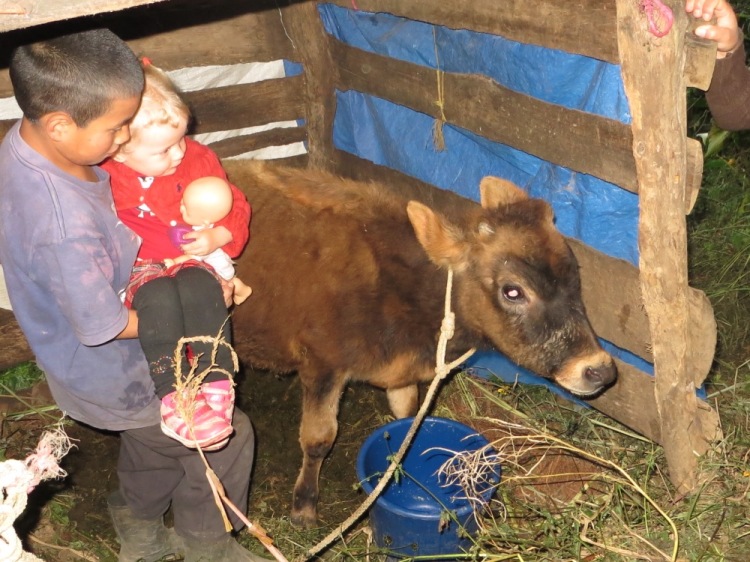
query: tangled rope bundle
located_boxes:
[0,426,72,562]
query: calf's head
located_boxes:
[406,176,616,397]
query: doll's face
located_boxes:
[113,116,188,177]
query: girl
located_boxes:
[102,60,252,450]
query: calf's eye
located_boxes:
[501,284,526,303]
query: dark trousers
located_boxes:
[117,408,254,539]
[132,267,233,397]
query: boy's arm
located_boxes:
[706,42,750,130]
[37,239,133,346]
[116,309,139,339]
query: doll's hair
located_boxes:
[120,61,191,151]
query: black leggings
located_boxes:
[132,267,232,398]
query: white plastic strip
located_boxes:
[0,61,307,156]
[0,265,11,310]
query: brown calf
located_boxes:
[225,160,616,528]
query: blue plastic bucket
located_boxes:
[356,416,500,560]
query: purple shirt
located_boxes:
[0,121,160,430]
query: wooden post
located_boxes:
[281,1,339,172]
[615,0,720,493]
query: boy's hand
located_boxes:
[181,226,232,257]
[686,0,743,58]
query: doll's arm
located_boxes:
[163,254,197,268]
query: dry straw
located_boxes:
[170,320,289,562]
[437,376,681,562]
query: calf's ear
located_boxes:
[407,201,468,270]
[480,176,528,209]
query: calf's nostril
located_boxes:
[585,363,617,387]
[585,367,603,384]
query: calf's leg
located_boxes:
[291,373,347,528]
[386,384,419,418]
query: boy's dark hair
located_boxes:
[10,28,144,127]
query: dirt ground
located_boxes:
[2,363,604,562]
[2,366,397,561]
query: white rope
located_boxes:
[302,267,475,561]
[0,427,72,562]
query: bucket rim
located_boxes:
[356,416,500,521]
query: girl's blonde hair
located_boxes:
[120,61,190,151]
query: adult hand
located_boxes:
[686,0,743,57]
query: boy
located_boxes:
[0,29,268,562]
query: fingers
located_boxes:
[695,23,741,52]
[686,0,726,21]
[687,0,741,54]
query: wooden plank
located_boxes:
[0,78,306,145]
[248,152,308,169]
[571,237,715,386]
[0,121,307,158]
[588,359,720,447]
[567,239,651,361]
[687,287,717,387]
[281,1,338,172]
[334,149,478,216]
[0,0,296,98]
[685,137,704,214]
[186,77,305,136]
[334,150,716,387]
[684,28,718,90]
[0,0,166,33]
[121,1,297,70]
[0,119,13,141]
[207,126,307,160]
[0,308,32,370]
[331,38,639,193]
[616,0,719,494]
[325,0,619,64]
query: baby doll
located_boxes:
[166,176,253,305]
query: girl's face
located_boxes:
[113,117,188,177]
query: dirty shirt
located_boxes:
[0,121,160,430]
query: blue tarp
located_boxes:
[316,4,661,399]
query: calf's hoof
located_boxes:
[290,505,318,529]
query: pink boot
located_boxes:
[200,379,235,423]
[160,390,233,450]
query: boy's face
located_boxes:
[114,117,188,177]
[63,97,140,166]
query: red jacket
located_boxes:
[102,139,251,261]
